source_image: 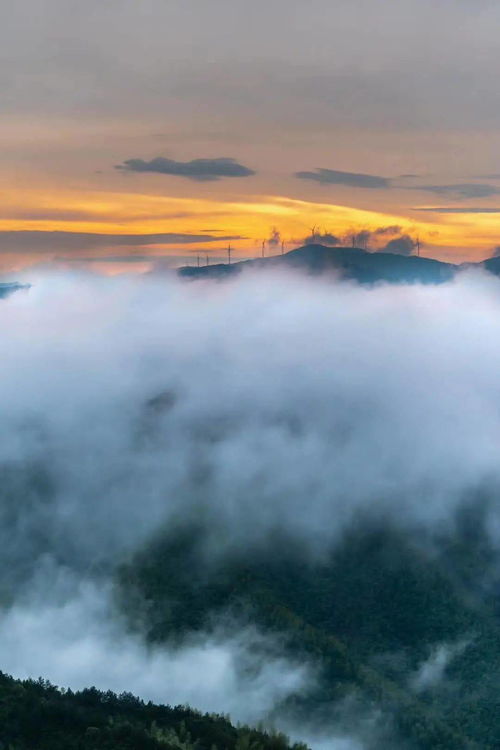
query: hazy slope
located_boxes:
[119,516,500,749]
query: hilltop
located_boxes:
[0,282,30,299]
[179,243,500,285]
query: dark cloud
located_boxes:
[413,207,500,214]
[413,184,500,199]
[303,230,341,246]
[116,156,255,181]
[61,254,174,264]
[267,227,281,247]
[295,168,391,189]
[303,226,404,250]
[0,231,243,254]
[379,234,417,256]
[374,225,403,236]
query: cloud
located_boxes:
[373,225,403,236]
[62,254,175,264]
[0,575,311,727]
[4,267,500,575]
[413,207,500,214]
[295,169,391,189]
[303,230,341,246]
[4,268,500,747]
[116,156,255,181]
[0,230,243,254]
[302,226,404,251]
[410,640,470,693]
[413,184,500,199]
[379,234,416,256]
[266,227,281,247]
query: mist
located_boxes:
[3,265,500,746]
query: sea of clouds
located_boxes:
[2,265,500,747]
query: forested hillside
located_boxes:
[119,515,500,749]
[0,671,308,750]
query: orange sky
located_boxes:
[1,183,499,274]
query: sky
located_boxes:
[3,0,500,272]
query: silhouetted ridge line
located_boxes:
[178,244,456,284]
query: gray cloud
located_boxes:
[303,231,341,246]
[116,156,255,181]
[4,0,500,144]
[412,207,500,213]
[302,226,405,250]
[413,184,500,199]
[61,254,174,264]
[379,234,417,256]
[0,230,242,254]
[267,227,282,247]
[295,168,390,189]
[374,225,403,236]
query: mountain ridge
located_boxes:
[178,244,498,285]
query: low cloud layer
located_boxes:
[414,183,500,199]
[3,267,500,746]
[0,575,310,727]
[4,267,500,572]
[410,640,471,693]
[116,156,255,181]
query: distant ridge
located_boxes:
[483,255,500,276]
[0,282,31,299]
[179,243,500,285]
[178,244,456,284]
